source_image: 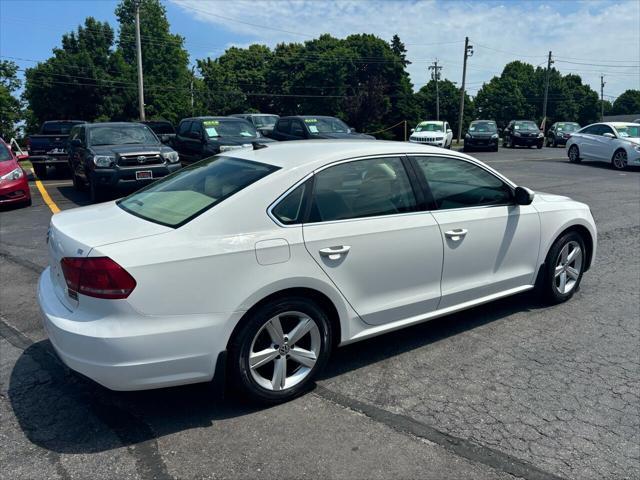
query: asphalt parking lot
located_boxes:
[1,145,638,480]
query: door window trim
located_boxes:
[267,154,426,227]
[408,154,517,212]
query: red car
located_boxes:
[0,138,31,207]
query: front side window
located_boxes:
[118,157,279,227]
[308,157,417,222]
[414,156,512,210]
[291,121,305,137]
[89,125,158,146]
[178,121,192,136]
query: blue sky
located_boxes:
[1,0,638,102]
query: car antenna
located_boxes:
[252,142,268,150]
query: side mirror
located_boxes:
[603,132,615,139]
[410,128,415,133]
[447,129,452,133]
[189,131,202,140]
[16,153,29,161]
[159,134,171,144]
[514,186,534,205]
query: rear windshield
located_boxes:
[118,157,279,227]
[41,122,81,135]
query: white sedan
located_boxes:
[38,140,596,403]
[566,122,640,170]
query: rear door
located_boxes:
[302,156,443,326]
[174,121,192,161]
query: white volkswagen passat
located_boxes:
[566,122,640,170]
[38,140,596,403]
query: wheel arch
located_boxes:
[611,147,627,164]
[544,223,595,273]
[227,286,343,351]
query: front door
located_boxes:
[412,155,540,308]
[302,156,444,326]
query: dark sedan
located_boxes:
[270,116,375,141]
[67,122,182,203]
[546,122,580,147]
[463,120,499,152]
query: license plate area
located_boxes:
[136,170,153,180]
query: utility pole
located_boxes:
[600,75,606,121]
[456,37,473,144]
[428,59,443,120]
[190,65,195,116]
[541,51,553,129]
[134,0,146,121]
[541,51,553,132]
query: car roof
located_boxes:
[229,139,473,171]
[280,115,339,120]
[182,116,247,122]
[471,119,496,123]
[419,120,445,123]
[86,122,150,128]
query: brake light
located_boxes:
[60,257,136,299]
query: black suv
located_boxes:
[229,113,280,136]
[464,120,499,152]
[67,122,181,202]
[546,122,580,147]
[503,120,544,149]
[270,116,375,141]
[173,116,274,164]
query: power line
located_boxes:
[555,59,640,68]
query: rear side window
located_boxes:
[414,156,512,210]
[272,180,310,225]
[308,157,417,222]
[178,121,192,136]
[277,120,291,134]
[118,157,279,228]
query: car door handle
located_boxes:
[319,246,351,259]
[444,229,468,240]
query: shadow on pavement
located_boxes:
[9,290,545,454]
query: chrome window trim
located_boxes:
[266,151,519,228]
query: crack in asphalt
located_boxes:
[314,385,566,480]
[0,315,174,480]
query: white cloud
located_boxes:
[171,0,640,101]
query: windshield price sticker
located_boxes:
[205,127,219,137]
[308,125,319,133]
[304,119,317,123]
[203,120,220,126]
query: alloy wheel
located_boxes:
[248,311,321,391]
[568,146,579,162]
[612,150,627,170]
[554,240,583,295]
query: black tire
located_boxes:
[537,143,543,149]
[538,231,586,305]
[611,149,628,170]
[509,137,515,148]
[228,296,333,404]
[33,164,47,179]
[552,138,557,148]
[493,145,499,152]
[568,145,581,163]
[89,176,106,203]
[23,197,32,207]
[71,167,85,191]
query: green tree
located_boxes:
[24,18,126,128]
[415,78,473,134]
[115,0,191,123]
[611,89,640,115]
[0,60,22,139]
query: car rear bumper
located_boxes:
[92,163,182,191]
[0,177,31,204]
[37,268,236,391]
[29,155,69,165]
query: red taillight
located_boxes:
[60,257,136,299]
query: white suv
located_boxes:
[409,121,453,149]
